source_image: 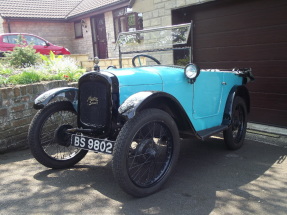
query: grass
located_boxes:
[0,56,86,88]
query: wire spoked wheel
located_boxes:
[128,122,173,187]
[223,97,247,150]
[28,101,88,169]
[112,109,180,197]
[232,105,245,140]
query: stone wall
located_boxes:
[105,11,118,59]
[71,13,118,59]
[0,81,76,153]
[131,0,212,65]
[98,57,144,69]
[133,0,212,28]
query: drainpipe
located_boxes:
[7,19,11,33]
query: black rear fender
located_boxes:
[223,85,250,126]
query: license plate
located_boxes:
[71,134,115,154]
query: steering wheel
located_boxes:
[132,54,161,67]
[107,65,117,69]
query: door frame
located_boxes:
[91,14,108,59]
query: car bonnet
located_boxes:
[106,66,163,86]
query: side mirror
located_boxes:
[184,63,200,83]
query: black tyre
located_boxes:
[112,109,180,197]
[28,101,88,169]
[223,97,247,150]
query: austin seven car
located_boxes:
[28,22,254,197]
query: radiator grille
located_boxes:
[79,80,110,128]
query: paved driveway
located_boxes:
[0,135,286,215]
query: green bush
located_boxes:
[0,53,85,87]
[38,52,85,82]
[0,41,86,87]
[5,45,41,68]
[8,70,41,85]
[4,35,40,68]
[0,63,12,86]
[40,51,63,66]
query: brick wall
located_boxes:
[2,19,96,58]
[0,81,77,153]
[5,21,75,54]
[0,12,128,60]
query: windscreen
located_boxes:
[116,23,191,54]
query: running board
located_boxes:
[197,125,229,141]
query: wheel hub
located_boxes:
[135,139,157,163]
[55,124,73,146]
[232,107,244,138]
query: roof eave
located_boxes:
[0,0,132,22]
[1,16,68,22]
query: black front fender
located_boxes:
[118,91,155,119]
[34,87,78,111]
[118,91,196,134]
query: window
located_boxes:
[3,36,9,43]
[24,35,46,46]
[74,21,83,38]
[3,35,19,44]
[113,8,143,40]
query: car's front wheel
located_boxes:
[28,101,88,169]
[112,109,180,197]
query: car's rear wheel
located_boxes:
[28,101,88,169]
[223,97,247,150]
[112,109,180,197]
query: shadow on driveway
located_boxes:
[0,136,286,215]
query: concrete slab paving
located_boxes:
[0,135,286,215]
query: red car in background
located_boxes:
[0,33,70,56]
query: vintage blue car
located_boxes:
[28,23,254,197]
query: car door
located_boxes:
[24,35,50,55]
[192,71,224,119]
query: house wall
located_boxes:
[0,17,4,33]
[1,1,213,60]
[71,13,118,59]
[132,0,209,28]
[71,1,207,60]
[3,21,75,53]
[0,15,121,60]
[71,18,94,59]
[105,11,118,59]
[131,0,212,65]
